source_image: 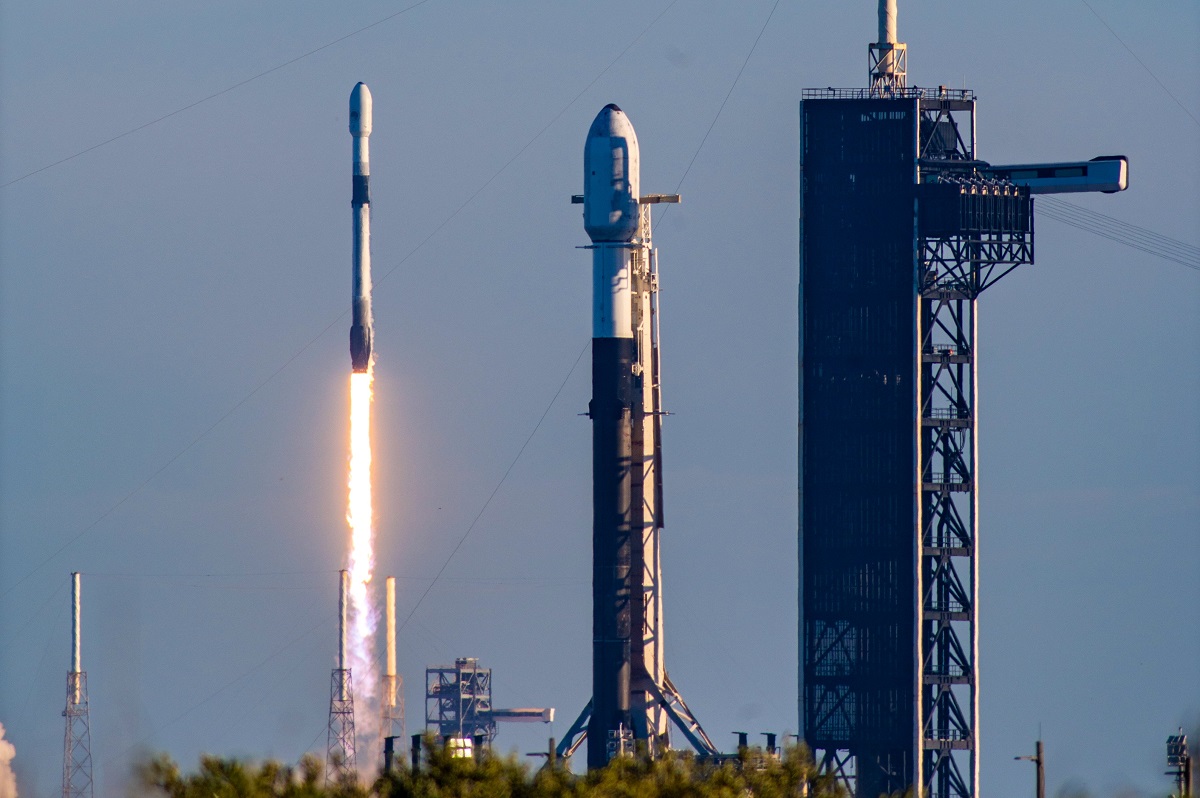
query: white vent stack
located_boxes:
[338,569,349,679]
[71,571,82,681]
[381,575,404,746]
[385,576,396,704]
[869,0,907,95]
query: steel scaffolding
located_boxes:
[916,97,1032,798]
[62,671,93,798]
[326,669,357,786]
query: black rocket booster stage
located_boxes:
[557,104,718,769]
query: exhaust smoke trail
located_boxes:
[346,367,378,757]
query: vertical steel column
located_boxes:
[917,282,976,798]
[915,97,992,798]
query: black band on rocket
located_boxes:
[352,175,370,206]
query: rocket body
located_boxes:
[583,104,639,770]
[350,82,373,373]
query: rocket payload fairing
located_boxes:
[583,103,639,769]
[349,82,373,373]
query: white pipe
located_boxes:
[879,0,897,43]
[386,576,396,679]
[338,569,348,673]
[70,571,81,705]
[71,572,81,674]
[385,576,397,710]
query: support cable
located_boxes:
[1,0,678,600]
[94,606,333,775]
[0,0,437,188]
[1037,197,1200,271]
[394,339,590,635]
[658,0,783,226]
[1075,0,1200,129]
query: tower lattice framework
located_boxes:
[326,668,357,786]
[383,673,405,745]
[915,97,1031,798]
[62,671,94,798]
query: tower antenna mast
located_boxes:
[62,572,94,798]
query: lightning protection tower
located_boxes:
[62,571,93,798]
[798,2,1126,797]
[326,570,357,786]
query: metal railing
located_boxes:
[802,87,975,101]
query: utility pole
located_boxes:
[1015,739,1045,798]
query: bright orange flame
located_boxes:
[346,368,378,748]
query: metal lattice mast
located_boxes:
[62,572,93,798]
[327,570,357,786]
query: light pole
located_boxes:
[1015,739,1045,798]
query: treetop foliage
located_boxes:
[134,738,848,798]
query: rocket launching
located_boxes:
[345,82,378,758]
[349,82,373,373]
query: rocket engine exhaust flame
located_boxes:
[346,368,378,753]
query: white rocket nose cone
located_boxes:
[350,82,373,137]
[586,103,637,145]
[583,103,640,242]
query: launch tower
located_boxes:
[798,2,1125,797]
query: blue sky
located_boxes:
[1,1,1197,796]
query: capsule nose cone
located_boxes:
[350,82,373,137]
[587,103,636,143]
[583,103,640,242]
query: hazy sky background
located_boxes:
[1,1,1197,796]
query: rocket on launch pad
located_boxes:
[557,104,717,769]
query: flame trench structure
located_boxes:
[346,368,378,751]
